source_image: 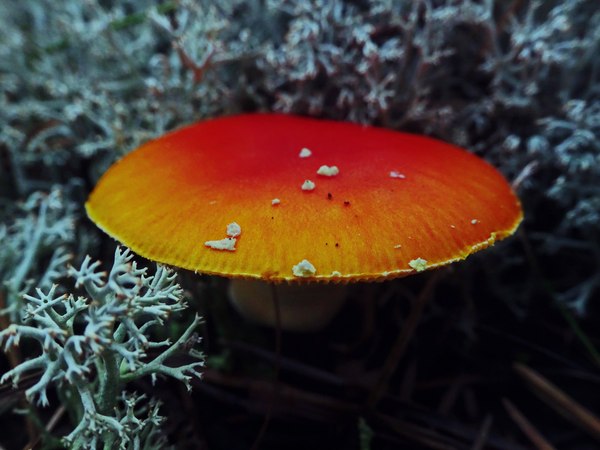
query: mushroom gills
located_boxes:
[228,279,348,332]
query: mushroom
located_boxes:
[86,114,522,331]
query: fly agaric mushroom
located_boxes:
[86,114,522,331]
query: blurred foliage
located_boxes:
[1,0,598,312]
[0,0,599,448]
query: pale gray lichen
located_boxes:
[0,0,597,447]
[0,188,77,322]
[0,247,203,449]
[0,0,597,338]
[0,4,598,450]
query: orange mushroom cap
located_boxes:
[86,113,523,283]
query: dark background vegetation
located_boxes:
[1,0,599,448]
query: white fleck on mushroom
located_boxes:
[299,147,312,158]
[271,198,281,206]
[471,219,479,225]
[226,222,241,237]
[389,171,406,179]
[331,271,342,276]
[317,165,339,176]
[205,238,237,251]
[408,258,428,272]
[292,259,317,277]
[394,244,402,249]
[301,180,316,191]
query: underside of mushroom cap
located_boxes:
[86,114,523,283]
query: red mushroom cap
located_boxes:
[86,114,523,282]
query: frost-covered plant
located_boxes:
[0,2,598,447]
[1,0,598,314]
[0,0,265,195]
[260,0,468,125]
[0,247,203,449]
[542,99,600,235]
[0,187,76,322]
[90,392,170,450]
[256,0,600,312]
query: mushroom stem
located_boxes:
[228,279,348,332]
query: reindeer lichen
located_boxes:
[0,188,76,322]
[0,247,203,449]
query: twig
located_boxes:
[222,339,346,387]
[0,291,36,444]
[173,41,213,85]
[554,302,600,368]
[470,414,493,450]
[22,405,66,450]
[438,376,466,415]
[249,284,283,450]
[375,412,461,450]
[0,299,22,371]
[366,271,440,409]
[497,0,527,34]
[177,383,209,450]
[514,363,600,441]
[502,398,557,450]
[517,230,600,368]
[200,368,358,417]
[512,161,539,191]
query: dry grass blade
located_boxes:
[502,398,556,450]
[222,339,347,387]
[375,412,461,450]
[249,285,283,450]
[514,363,600,441]
[367,271,440,409]
[470,414,493,450]
[0,292,22,372]
[0,292,36,444]
[22,405,66,450]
